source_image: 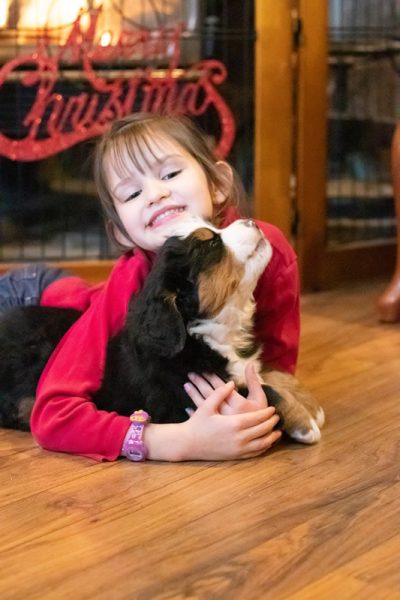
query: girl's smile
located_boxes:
[147,205,187,229]
[105,137,226,252]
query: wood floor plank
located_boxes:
[0,280,399,599]
[340,534,400,592]
[285,573,398,600]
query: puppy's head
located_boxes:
[131,218,272,357]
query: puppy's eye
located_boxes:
[208,235,220,246]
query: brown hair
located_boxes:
[93,112,246,251]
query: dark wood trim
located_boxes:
[0,260,114,284]
[315,243,396,290]
[296,0,328,289]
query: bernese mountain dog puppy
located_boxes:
[0,218,324,443]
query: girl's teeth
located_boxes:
[153,208,184,226]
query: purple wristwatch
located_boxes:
[121,410,151,462]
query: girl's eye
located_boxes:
[125,190,141,202]
[161,169,182,181]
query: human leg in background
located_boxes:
[376,122,400,322]
[0,264,69,314]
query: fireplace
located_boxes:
[0,0,203,62]
[0,1,254,263]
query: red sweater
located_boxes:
[32,220,300,461]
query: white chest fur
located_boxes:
[187,296,262,386]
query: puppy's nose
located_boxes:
[244,219,258,228]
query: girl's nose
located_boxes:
[145,179,171,205]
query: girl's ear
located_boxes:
[213,161,234,205]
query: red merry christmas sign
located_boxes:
[0,9,236,161]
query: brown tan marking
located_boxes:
[198,248,245,316]
[261,370,321,435]
[190,228,215,242]
[162,292,180,313]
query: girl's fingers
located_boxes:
[183,382,206,407]
[244,362,258,388]
[242,413,281,442]
[187,372,215,398]
[202,373,226,389]
[235,406,277,430]
[198,381,236,413]
[245,362,267,404]
[241,430,282,458]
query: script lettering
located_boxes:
[0,12,235,161]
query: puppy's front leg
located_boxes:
[261,370,324,444]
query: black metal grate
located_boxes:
[0,0,255,262]
[327,0,400,246]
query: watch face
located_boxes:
[130,410,149,423]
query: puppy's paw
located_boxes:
[300,395,325,429]
[261,370,324,444]
[290,416,321,444]
[278,399,322,444]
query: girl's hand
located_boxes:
[182,381,281,460]
[144,381,281,461]
[184,363,271,415]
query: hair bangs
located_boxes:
[108,123,169,179]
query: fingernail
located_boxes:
[184,383,192,392]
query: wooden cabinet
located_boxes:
[255,0,398,290]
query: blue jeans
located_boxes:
[0,264,69,314]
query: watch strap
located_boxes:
[121,410,150,462]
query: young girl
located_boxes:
[1,113,301,462]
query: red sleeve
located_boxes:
[253,221,300,374]
[31,252,152,462]
[40,276,105,312]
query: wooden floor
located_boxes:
[1,279,399,600]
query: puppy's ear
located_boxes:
[134,292,186,358]
[128,236,190,357]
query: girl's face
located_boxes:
[105,137,226,252]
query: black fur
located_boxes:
[0,231,255,430]
[0,306,81,429]
[94,231,231,422]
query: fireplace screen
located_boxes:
[0,0,254,262]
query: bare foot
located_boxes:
[376,273,400,323]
